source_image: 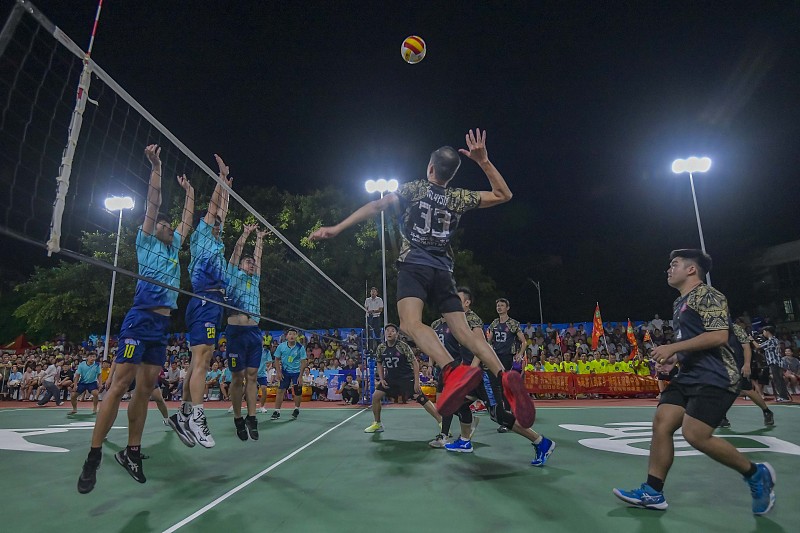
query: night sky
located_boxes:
[3,0,799,323]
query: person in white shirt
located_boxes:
[36,359,63,406]
[365,286,384,349]
[650,314,664,332]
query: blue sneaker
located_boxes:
[445,437,473,453]
[530,437,556,467]
[612,483,668,510]
[746,463,776,515]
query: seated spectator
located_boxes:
[219,363,233,401]
[302,367,314,387]
[163,360,181,400]
[205,362,223,400]
[7,365,23,400]
[783,347,799,394]
[312,372,329,401]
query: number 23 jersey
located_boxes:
[395,180,481,272]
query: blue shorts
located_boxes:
[257,376,268,387]
[279,372,301,390]
[226,324,262,371]
[186,291,225,346]
[76,382,98,395]
[116,309,170,366]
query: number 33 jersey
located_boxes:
[396,180,481,272]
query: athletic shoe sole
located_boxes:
[437,367,483,417]
[502,372,536,428]
[167,414,196,447]
[445,444,473,453]
[612,488,668,510]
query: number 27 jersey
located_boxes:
[396,180,481,272]
[375,340,416,382]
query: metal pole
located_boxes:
[102,209,122,361]
[688,172,712,286]
[527,278,544,333]
[379,191,388,334]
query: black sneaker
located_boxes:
[77,457,101,494]
[245,415,259,440]
[497,425,509,433]
[292,408,300,420]
[764,410,775,427]
[167,413,196,447]
[115,449,146,483]
[270,411,280,420]
[718,417,731,429]
[234,417,249,441]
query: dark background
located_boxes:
[2,0,798,323]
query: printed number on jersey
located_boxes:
[413,201,452,238]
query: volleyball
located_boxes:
[401,35,426,64]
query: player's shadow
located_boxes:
[115,511,155,533]
[606,507,668,532]
[67,413,96,420]
[716,427,777,436]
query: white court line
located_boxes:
[162,408,366,533]
[0,408,30,413]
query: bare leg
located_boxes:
[372,390,385,423]
[127,365,160,447]
[244,368,258,416]
[91,389,99,414]
[185,344,213,406]
[443,310,505,376]
[744,390,770,411]
[682,415,753,474]
[90,364,137,448]
[275,388,285,410]
[647,404,685,481]
[230,372,245,418]
[151,387,169,419]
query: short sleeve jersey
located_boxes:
[188,219,226,292]
[274,342,306,374]
[376,340,415,382]
[672,283,740,392]
[76,361,100,384]
[133,227,181,309]
[226,262,261,319]
[258,348,273,378]
[488,318,521,357]
[395,180,481,272]
[431,318,461,360]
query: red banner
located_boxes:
[523,372,659,396]
[626,319,639,361]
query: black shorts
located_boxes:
[376,379,416,400]
[657,366,679,381]
[757,367,770,386]
[659,381,738,428]
[396,262,462,314]
[740,376,753,391]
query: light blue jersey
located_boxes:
[222,367,232,383]
[226,262,261,319]
[76,361,100,384]
[258,348,273,378]
[274,342,306,374]
[189,219,226,292]
[133,228,181,309]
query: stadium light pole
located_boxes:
[527,278,544,333]
[365,178,399,335]
[671,157,712,286]
[102,196,135,360]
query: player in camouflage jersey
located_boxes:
[363,324,442,433]
[310,130,535,428]
[488,298,527,372]
[717,320,774,429]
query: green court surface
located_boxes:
[1,404,798,532]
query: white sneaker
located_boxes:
[188,407,215,448]
[258,407,268,414]
[227,406,234,414]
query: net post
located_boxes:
[0,1,25,58]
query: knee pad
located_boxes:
[456,403,473,425]
[495,405,516,429]
[415,394,429,407]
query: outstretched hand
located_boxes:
[176,174,192,191]
[214,154,230,178]
[243,223,258,234]
[256,228,270,239]
[309,226,340,241]
[458,129,488,164]
[145,144,161,168]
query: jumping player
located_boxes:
[310,129,535,427]
[78,145,194,493]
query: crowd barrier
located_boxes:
[523,371,659,397]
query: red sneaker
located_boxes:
[437,365,482,417]
[501,371,536,428]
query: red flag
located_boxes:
[626,318,639,361]
[643,330,652,343]
[591,303,604,350]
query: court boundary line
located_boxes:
[162,408,366,533]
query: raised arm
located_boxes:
[176,174,195,242]
[230,224,256,265]
[205,154,231,225]
[142,144,163,236]
[309,194,398,241]
[458,129,512,209]
[254,228,268,275]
